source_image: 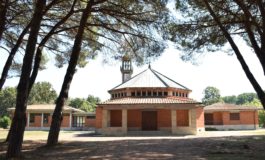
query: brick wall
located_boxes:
[218,111,258,126]
[157,109,171,127]
[127,109,141,127]
[29,114,42,127]
[85,118,96,127]
[110,110,122,127]
[96,107,103,128]
[177,110,189,126]
[61,114,70,127]
[213,112,222,124]
[196,107,205,128]
[240,111,258,125]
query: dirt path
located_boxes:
[1,130,265,159]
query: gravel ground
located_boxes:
[1,130,265,160]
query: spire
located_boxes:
[148,63,151,69]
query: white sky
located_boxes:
[1,38,265,102]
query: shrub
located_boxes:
[0,116,11,129]
[259,110,265,128]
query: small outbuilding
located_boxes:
[8,104,95,130]
[204,103,260,130]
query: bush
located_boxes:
[0,116,11,129]
[259,110,265,128]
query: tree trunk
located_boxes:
[0,0,60,91]
[28,0,77,92]
[6,0,46,159]
[0,23,31,91]
[0,0,8,41]
[203,0,265,109]
[47,0,94,146]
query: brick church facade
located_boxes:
[95,56,205,135]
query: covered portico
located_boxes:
[96,100,205,135]
[96,60,205,135]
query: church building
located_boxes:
[95,56,205,135]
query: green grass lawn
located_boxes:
[0,129,50,142]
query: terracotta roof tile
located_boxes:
[204,103,261,111]
[99,97,200,105]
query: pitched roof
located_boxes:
[99,97,199,105]
[204,103,261,111]
[8,104,95,115]
[111,66,190,90]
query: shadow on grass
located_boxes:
[1,135,265,160]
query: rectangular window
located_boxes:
[153,91,157,96]
[131,92,135,96]
[164,92,168,96]
[124,92,127,97]
[30,113,35,123]
[230,113,240,120]
[121,93,123,97]
[43,114,49,124]
[158,92,163,96]
[137,91,141,96]
[142,91,146,96]
[176,92,179,96]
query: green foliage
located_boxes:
[259,110,265,128]
[236,93,257,105]
[69,95,101,112]
[202,86,222,105]
[0,87,16,116]
[0,116,11,129]
[222,95,237,104]
[28,82,58,105]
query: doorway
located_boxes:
[142,111,157,130]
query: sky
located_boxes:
[1,38,265,102]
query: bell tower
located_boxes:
[120,55,133,83]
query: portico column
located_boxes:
[69,112,72,128]
[102,109,108,128]
[41,113,44,128]
[27,112,30,127]
[190,108,197,134]
[122,109,127,134]
[171,109,176,134]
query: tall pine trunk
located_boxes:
[0,0,8,41]
[47,0,94,146]
[0,0,58,91]
[203,0,265,109]
[0,23,31,91]
[6,0,46,158]
[29,0,77,91]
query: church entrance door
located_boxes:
[142,111,157,131]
